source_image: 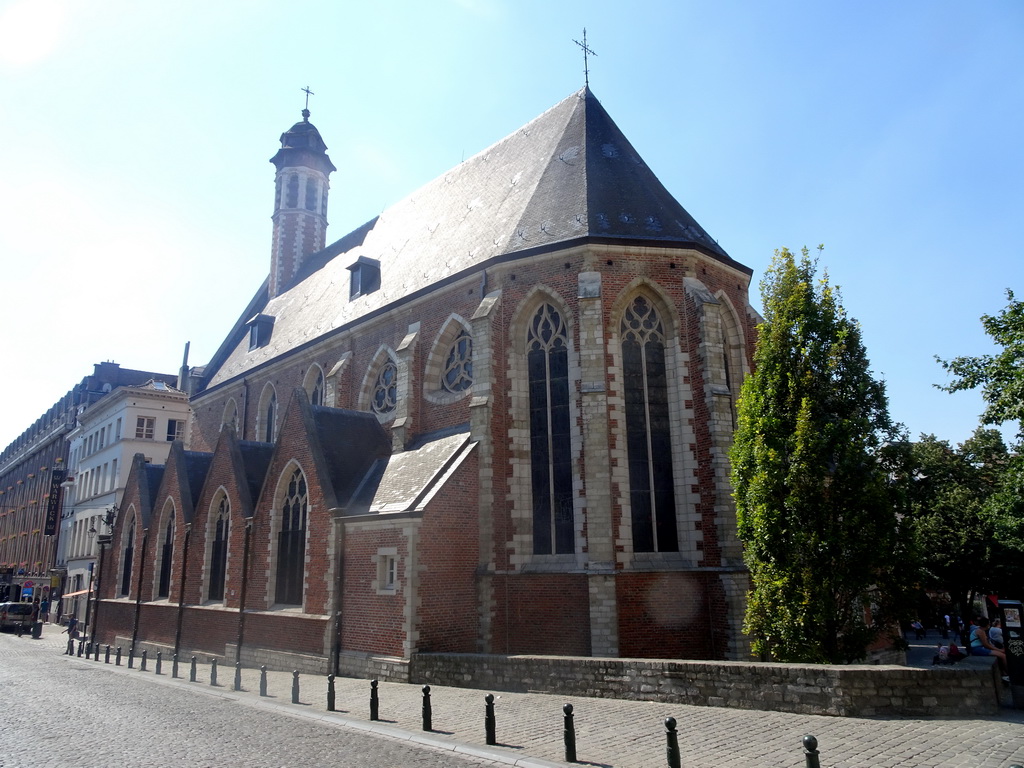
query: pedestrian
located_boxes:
[989,618,1004,649]
[40,598,49,623]
[63,615,79,639]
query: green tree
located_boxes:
[902,429,1008,613]
[731,247,906,663]
[937,289,1024,438]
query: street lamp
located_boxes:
[89,506,117,650]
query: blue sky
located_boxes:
[0,0,1020,450]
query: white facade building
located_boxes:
[58,380,190,626]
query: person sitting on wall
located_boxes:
[989,618,1004,649]
[969,617,1008,682]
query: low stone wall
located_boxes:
[411,653,1001,717]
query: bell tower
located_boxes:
[268,94,336,298]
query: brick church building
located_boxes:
[95,87,759,676]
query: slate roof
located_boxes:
[204,87,747,390]
[346,429,474,516]
[310,406,391,509]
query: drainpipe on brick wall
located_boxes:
[130,530,149,653]
[330,513,344,675]
[173,523,192,659]
[235,519,252,668]
[240,379,250,442]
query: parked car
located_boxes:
[0,602,34,631]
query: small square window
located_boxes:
[166,419,185,442]
[135,417,155,440]
[375,548,398,594]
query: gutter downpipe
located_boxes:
[330,511,345,675]
[130,531,149,653]
[173,523,192,659]
[235,519,252,668]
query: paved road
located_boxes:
[2,628,1024,768]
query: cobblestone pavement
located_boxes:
[3,628,1024,768]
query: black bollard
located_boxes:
[563,703,577,763]
[210,658,218,686]
[665,717,681,768]
[172,653,179,679]
[327,674,336,711]
[155,651,163,675]
[93,643,100,661]
[292,670,300,704]
[115,646,122,666]
[140,650,148,671]
[104,645,111,664]
[484,694,496,746]
[85,641,92,657]
[803,735,820,768]
[127,647,134,668]
[77,639,85,657]
[234,662,242,692]
[421,685,432,731]
[370,679,379,721]
[190,656,197,682]
[259,665,267,697]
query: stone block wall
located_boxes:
[411,653,1001,717]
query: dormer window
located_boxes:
[347,256,381,300]
[247,314,275,350]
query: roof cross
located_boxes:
[572,29,597,88]
[301,86,315,110]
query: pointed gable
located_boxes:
[309,404,391,509]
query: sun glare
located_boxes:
[0,0,66,67]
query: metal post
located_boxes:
[104,645,110,664]
[172,653,179,679]
[127,647,134,668]
[210,658,218,686]
[327,674,336,711]
[563,703,577,763]
[189,655,197,682]
[259,665,267,696]
[484,694,496,746]
[77,639,84,657]
[93,643,100,661]
[803,735,820,768]
[155,651,162,675]
[421,685,432,731]
[665,717,680,768]
[115,646,122,666]
[234,662,242,692]
[370,679,379,721]
[291,670,300,704]
[140,649,147,672]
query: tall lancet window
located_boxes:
[276,468,307,606]
[208,496,229,602]
[527,304,574,555]
[264,392,277,442]
[120,517,135,596]
[310,369,325,406]
[158,516,175,598]
[621,296,678,552]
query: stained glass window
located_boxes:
[372,361,398,415]
[527,304,574,555]
[441,331,473,393]
[275,468,307,606]
[157,516,174,598]
[621,296,678,552]
[208,496,229,602]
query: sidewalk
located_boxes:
[25,628,1024,768]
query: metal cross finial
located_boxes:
[572,29,597,88]
[301,86,314,110]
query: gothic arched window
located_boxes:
[157,514,175,599]
[275,468,307,606]
[120,516,135,597]
[208,496,229,602]
[441,330,473,393]
[371,361,398,415]
[621,296,678,552]
[263,390,278,442]
[527,303,573,555]
[304,366,325,407]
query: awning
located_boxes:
[61,588,92,599]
